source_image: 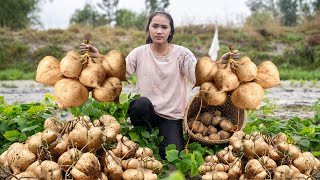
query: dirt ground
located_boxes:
[0,80,319,119]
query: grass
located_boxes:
[279,68,320,81]
[0,69,35,80]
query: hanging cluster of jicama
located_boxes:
[195,55,280,110]
[0,115,162,180]
[35,49,126,109]
[198,131,320,180]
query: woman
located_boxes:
[80,11,239,159]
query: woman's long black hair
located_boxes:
[145,11,175,44]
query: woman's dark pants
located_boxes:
[127,97,184,159]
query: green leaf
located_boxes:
[166,149,180,162]
[166,144,177,151]
[164,170,185,180]
[190,161,199,177]
[128,131,141,142]
[21,125,39,132]
[300,139,310,149]
[177,158,192,173]
[3,130,20,141]
[141,131,150,138]
[300,127,315,136]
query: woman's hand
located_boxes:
[220,50,240,64]
[79,43,101,58]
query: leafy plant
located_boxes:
[165,142,217,178]
[0,94,56,153]
[69,93,139,123]
[244,98,320,156]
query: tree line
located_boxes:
[0,0,319,30]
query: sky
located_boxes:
[38,0,251,29]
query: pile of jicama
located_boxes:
[0,115,162,180]
[187,110,236,141]
[199,131,320,180]
[195,55,280,110]
[36,49,126,109]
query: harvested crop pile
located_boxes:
[187,110,236,141]
[0,115,163,180]
[35,36,126,108]
[194,52,280,110]
[199,131,320,180]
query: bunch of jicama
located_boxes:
[36,46,125,109]
[0,115,162,180]
[198,131,320,180]
[187,110,236,141]
[195,52,280,110]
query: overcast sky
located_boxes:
[38,0,251,29]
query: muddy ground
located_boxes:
[0,80,319,119]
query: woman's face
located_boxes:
[148,15,171,44]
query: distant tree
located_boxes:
[0,0,41,30]
[98,0,119,25]
[278,0,299,26]
[115,9,146,30]
[70,4,108,27]
[145,0,170,15]
[246,0,278,17]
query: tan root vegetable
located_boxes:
[219,119,235,132]
[70,153,101,180]
[200,112,213,126]
[244,159,268,179]
[92,77,122,102]
[122,169,144,180]
[43,117,63,132]
[207,125,218,135]
[233,56,257,82]
[254,60,280,89]
[11,171,38,180]
[214,63,240,92]
[194,57,218,87]
[102,150,123,180]
[218,130,231,139]
[273,132,288,144]
[68,122,88,149]
[209,133,221,141]
[191,121,205,134]
[39,160,62,180]
[58,148,82,171]
[135,147,154,158]
[260,156,277,171]
[122,158,140,170]
[199,82,227,106]
[26,132,42,155]
[60,53,83,78]
[102,50,127,81]
[229,131,245,152]
[273,165,290,180]
[139,157,163,174]
[228,158,242,179]
[86,126,103,152]
[0,150,8,167]
[54,78,89,108]
[97,115,121,143]
[7,145,36,175]
[52,133,69,156]
[112,134,138,159]
[36,56,62,86]
[67,50,81,59]
[211,116,222,126]
[231,82,264,110]
[79,58,106,88]
[204,155,219,163]
[293,152,316,175]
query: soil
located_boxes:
[0,80,319,119]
